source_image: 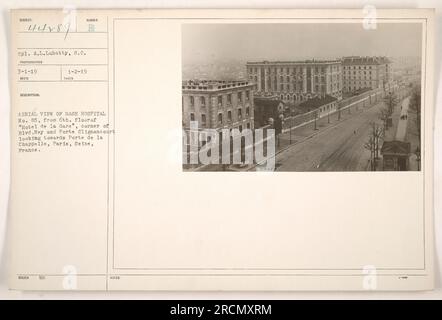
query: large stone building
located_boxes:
[246,60,343,103]
[341,56,391,93]
[182,80,255,132]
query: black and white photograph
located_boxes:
[182,23,423,172]
[2,6,437,296]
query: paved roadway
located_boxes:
[274,101,386,172]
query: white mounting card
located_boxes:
[8,8,434,291]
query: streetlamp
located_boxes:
[278,113,284,147]
[289,109,294,144]
[313,110,318,130]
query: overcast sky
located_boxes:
[182,23,422,64]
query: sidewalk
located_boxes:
[395,97,410,141]
[384,99,402,141]
[379,95,419,171]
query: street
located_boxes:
[272,101,387,171]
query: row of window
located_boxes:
[217,108,251,125]
[248,66,340,74]
[345,71,375,77]
[250,76,306,88]
[343,65,376,70]
[343,86,374,91]
[257,81,340,92]
[189,108,251,126]
[345,70,375,74]
[344,76,375,81]
[252,72,341,79]
[251,75,341,85]
[261,82,340,93]
[249,64,385,74]
[188,91,250,108]
[250,72,378,82]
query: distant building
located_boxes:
[182,79,255,132]
[253,96,285,128]
[246,60,343,103]
[342,56,391,93]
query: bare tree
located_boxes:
[409,84,421,142]
[372,122,384,160]
[364,136,376,171]
[379,107,390,129]
[383,91,398,116]
[364,122,384,171]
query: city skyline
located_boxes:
[182,23,422,66]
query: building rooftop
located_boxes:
[297,95,337,111]
[342,56,391,65]
[246,59,341,65]
[381,140,411,155]
[182,79,253,91]
[254,97,284,109]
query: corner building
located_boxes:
[182,80,255,132]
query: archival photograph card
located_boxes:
[8,8,434,291]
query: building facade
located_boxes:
[342,56,391,93]
[246,60,343,103]
[182,80,255,132]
